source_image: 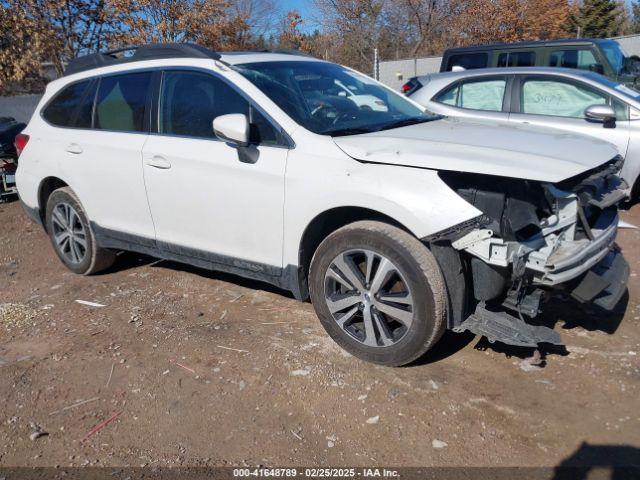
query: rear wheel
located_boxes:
[309,221,447,366]
[45,187,115,275]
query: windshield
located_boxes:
[583,71,640,101]
[235,61,434,136]
[600,40,631,75]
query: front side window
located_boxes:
[236,61,433,136]
[549,49,598,71]
[522,79,608,118]
[434,79,506,112]
[497,51,535,67]
[159,70,280,144]
[42,80,92,127]
[446,53,488,71]
[95,72,152,132]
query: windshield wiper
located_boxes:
[323,127,374,137]
[375,117,435,132]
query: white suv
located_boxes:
[16,43,630,366]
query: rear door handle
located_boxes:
[66,143,83,154]
[145,156,172,169]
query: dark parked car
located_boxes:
[0,117,25,200]
[440,38,640,88]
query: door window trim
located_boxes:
[153,67,295,149]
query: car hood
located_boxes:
[332,117,619,183]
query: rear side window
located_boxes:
[159,70,281,145]
[446,53,488,71]
[95,72,152,132]
[549,49,598,70]
[42,80,92,127]
[434,78,507,112]
[497,51,536,67]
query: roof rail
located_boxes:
[65,43,221,76]
[252,48,315,58]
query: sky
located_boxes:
[278,0,320,32]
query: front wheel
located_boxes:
[309,221,447,366]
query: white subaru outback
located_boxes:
[16,44,630,366]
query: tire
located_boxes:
[309,221,447,366]
[45,187,115,275]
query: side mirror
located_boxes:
[213,114,249,147]
[584,104,616,128]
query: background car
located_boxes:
[0,117,25,201]
[405,67,640,199]
[439,38,640,88]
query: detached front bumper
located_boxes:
[530,208,619,286]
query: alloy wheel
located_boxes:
[51,202,87,264]
[323,249,414,347]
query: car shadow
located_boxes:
[551,442,640,480]
[99,251,295,299]
[409,330,476,366]
[101,251,630,368]
[541,293,628,336]
[156,259,296,299]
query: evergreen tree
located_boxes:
[568,0,623,38]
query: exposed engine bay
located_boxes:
[430,156,630,348]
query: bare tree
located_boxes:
[5,0,120,76]
[108,0,252,50]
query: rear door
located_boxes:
[39,72,156,240]
[428,75,512,122]
[508,74,631,169]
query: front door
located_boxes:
[509,75,631,180]
[142,69,289,271]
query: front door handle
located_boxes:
[145,156,172,169]
[66,143,83,154]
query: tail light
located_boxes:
[14,133,29,158]
[401,78,423,96]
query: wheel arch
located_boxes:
[293,206,414,301]
[37,176,69,230]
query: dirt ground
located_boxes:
[0,199,639,470]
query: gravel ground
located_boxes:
[0,199,639,470]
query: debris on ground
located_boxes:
[49,397,100,416]
[519,349,545,371]
[432,439,448,449]
[28,422,48,441]
[80,411,122,443]
[75,300,106,308]
[365,415,380,425]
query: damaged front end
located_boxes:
[429,156,630,348]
